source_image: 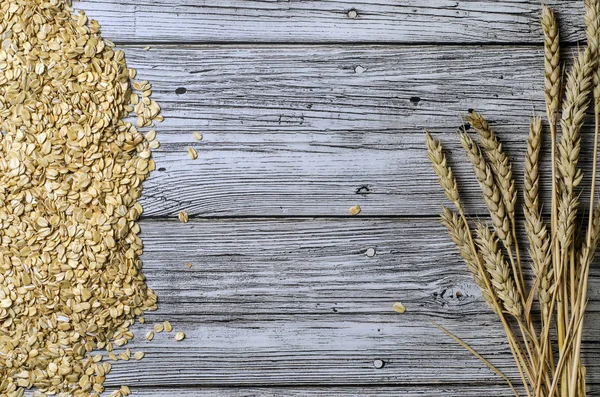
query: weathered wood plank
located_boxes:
[100,386,600,397]
[138,218,600,317]
[75,1,587,44]
[111,45,597,217]
[90,218,600,389]
[98,386,536,397]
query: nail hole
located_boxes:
[347,9,358,18]
[373,359,385,369]
[175,87,187,95]
[409,96,421,104]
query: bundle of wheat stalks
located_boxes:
[426,2,600,396]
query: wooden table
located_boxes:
[74,1,599,395]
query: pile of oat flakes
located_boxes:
[0,0,162,395]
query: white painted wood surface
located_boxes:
[70,1,600,396]
[77,1,587,44]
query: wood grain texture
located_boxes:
[92,218,600,393]
[57,3,600,396]
[74,0,588,44]
[109,45,595,217]
[100,386,548,397]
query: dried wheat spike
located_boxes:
[541,5,561,120]
[459,132,511,245]
[557,47,594,255]
[475,223,522,318]
[586,0,600,54]
[557,191,579,250]
[467,110,516,222]
[524,117,552,307]
[558,48,593,192]
[425,132,462,210]
[586,0,600,109]
[440,207,498,313]
[524,117,543,213]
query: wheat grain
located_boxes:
[440,207,498,312]
[475,224,522,318]
[459,132,511,245]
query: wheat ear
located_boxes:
[567,3,600,395]
[557,48,593,197]
[425,132,462,210]
[524,117,553,312]
[466,111,527,311]
[542,5,561,123]
[475,223,522,318]
[440,207,498,312]
[467,111,516,220]
[458,132,511,245]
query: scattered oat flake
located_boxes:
[164,321,173,332]
[149,140,160,149]
[186,262,192,268]
[134,351,145,360]
[193,132,203,141]
[188,147,198,160]
[349,205,361,216]
[145,130,156,141]
[175,331,186,341]
[393,302,406,314]
[120,385,131,396]
[153,323,164,333]
[145,331,154,341]
[144,46,151,51]
[179,211,189,223]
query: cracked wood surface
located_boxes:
[71,1,600,396]
[77,1,588,44]
[100,218,600,395]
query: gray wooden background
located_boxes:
[73,1,600,396]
